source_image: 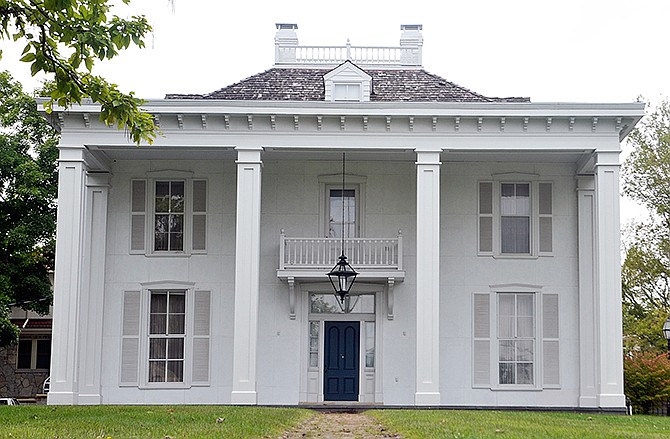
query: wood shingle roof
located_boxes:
[166,68,529,103]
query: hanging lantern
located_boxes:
[327,152,358,303]
[327,253,358,303]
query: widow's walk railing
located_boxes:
[279,230,403,270]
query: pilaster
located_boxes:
[576,175,598,407]
[414,149,441,405]
[231,146,263,404]
[76,172,111,404]
[593,151,625,408]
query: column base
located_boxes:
[598,393,626,408]
[231,390,258,405]
[579,396,598,407]
[47,391,78,405]
[414,391,440,406]
[77,393,102,405]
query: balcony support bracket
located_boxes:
[386,277,395,320]
[288,276,296,320]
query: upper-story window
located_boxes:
[154,181,185,252]
[478,178,552,257]
[131,177,207,255]
[329,188,357,238]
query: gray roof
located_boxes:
[166,68,529,103]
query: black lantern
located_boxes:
[327,152,358,303]
[663,316,670,355]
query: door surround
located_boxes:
[298,282,384,403]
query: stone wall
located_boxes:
[0,345,49,398]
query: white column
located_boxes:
[577,175,598,407]
[231,146,263,404]
[76,172,110,404]
[593,151,625,408]
[414,149,441,405]
[48,147,88,405]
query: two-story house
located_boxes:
[43,24,643,410]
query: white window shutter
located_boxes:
[120,291,141,385]
[130,180,146,252]
[478,182,493,254]
[538,183,553,254]
[473,293,491,387]
[542,293,560,387]
[192,180,207,252]
[192,290,211,384]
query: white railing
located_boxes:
[275,44,421,67]
[279,231,403,270]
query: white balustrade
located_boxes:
[279,233,403,270]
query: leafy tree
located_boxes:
[0,71,58,347]
[0,0,155,144]
[624,351,670,414]
[621,100,670,355]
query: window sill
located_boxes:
[491,385,542,391]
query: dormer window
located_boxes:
[333,83,361,102]
[324,61,371,102]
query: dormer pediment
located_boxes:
[324,61,372,102]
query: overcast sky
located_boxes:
[1,0,667,223]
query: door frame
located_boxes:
[298,282,384,403]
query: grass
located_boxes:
[3,406,670,438]
[0,405,311,439]
[368,409,670,439]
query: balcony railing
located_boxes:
[279,230,403,270]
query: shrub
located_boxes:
[624,351,670,414]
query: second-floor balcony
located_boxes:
[277,230,405,282]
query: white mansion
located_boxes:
[44,24,643,409]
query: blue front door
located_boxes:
[324,321,360,401]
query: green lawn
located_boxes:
[368,409,670,439]
[3,406,670,438]
[0,405,311,439]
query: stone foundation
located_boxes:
[0,344,49,398]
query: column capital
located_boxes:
[415,149,441,166]
[236,146,263,165]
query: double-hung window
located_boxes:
[472,289,560,389]
[497,293,534,385]
[478,179,553,257]
[154,181,185,252]
[328,188,357,238]
[120,285,211,388]
[148,290,185,383]
[130,178,207,255]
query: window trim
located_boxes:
[138,281,196,389]
[472,284,560,391]
[130,174,208,257]
[16,336,51,370]
[496,292,536,388]
[318,174,366,238]
[478,174,553,259]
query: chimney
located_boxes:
[275,23,299,65]
[400,24,423,66]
